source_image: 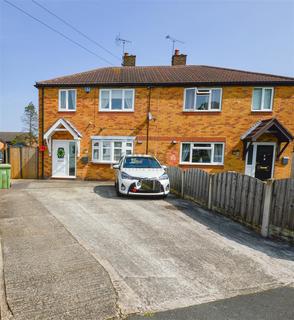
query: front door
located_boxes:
[255,145,274,180]
[245,143,275,180]
[52,140,76,178]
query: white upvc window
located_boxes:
[59,89,77,111]
[252,87,273,111]
[180,142,225,165]
[92,138,134,163]
[184,88,222,111]
[99,89,135,111]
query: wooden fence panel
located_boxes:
[183,168,209,205]
[270,178,294,239]
[22,147,38,179]
[8,146,38,179]
[167,166,182,194]
[9,147,21,179]
[212,172,265,228]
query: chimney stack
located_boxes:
[122,52,136,66]
[171,49,187,66]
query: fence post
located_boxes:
[181,169,185,198]
[208,174,213,209]
[261,179,273,237]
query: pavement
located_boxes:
[0,179,294,320]
[127,286,294,320]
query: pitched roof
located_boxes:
[0,132,30,143]
[241,118,293,142]
[35,65,294,87]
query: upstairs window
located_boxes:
[252,88,273,111]
[99,89,135,111]
[59,89,76,111]
[92,139,133,163]
[184,88,222,111]
[181,142,224,165]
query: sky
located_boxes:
[0,0,294,132]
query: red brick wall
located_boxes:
[38,85,294,180]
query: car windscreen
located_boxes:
[123,157,162,169]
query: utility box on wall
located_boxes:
[281,156,289,166]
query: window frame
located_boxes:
[180,142,225,165]
[183,87,222,112]
[251,87,274,112]
[99,88,135,112]
[58,89,77,112]
[91,139,134,163]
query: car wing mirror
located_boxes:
[162,165,167,170]
[112,163,120,169]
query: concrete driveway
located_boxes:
[1,180,294,319]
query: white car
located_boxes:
[113,155,170,197]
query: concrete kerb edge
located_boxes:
[0,238,14,320]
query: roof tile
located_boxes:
[35,65,294,87]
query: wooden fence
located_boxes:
[167,166,294,243]
[8,146,38,179]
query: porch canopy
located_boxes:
[241,118,293,159]
[43,118,82,156]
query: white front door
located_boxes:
[52,140,76,178]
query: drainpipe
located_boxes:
[146,86,152,154]
[41,87,44,179]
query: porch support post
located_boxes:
[277,141,289,159]
[242,140,252,160]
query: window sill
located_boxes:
[179,162,224,166]
[182,110,221,114]
[91,161,117,165]
[251,110,273,113]
[99,110,134,113]
[58,110,76,112]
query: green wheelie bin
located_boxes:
[0,164,11,189]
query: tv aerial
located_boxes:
[115,34,132,56]
[165,35,185,54]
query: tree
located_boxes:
[22,102,38,146]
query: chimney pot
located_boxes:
[174,49,179,55]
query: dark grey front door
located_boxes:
[255,145,274,180]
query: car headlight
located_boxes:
[159,173,169,180]
[121,172,134,180]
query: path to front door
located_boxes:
[245,142,275,180]
[52,140,76,178]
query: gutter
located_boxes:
[146,86,152,154]
[34,81,294,88]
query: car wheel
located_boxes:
[116,182,122,197]
[161,194,168,199]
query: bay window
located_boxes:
[181,142,224,165]
[92,137,134,163]
[99,89,135,111]
[252,88,273,111]
[184,88,222,111]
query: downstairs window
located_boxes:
[181,142,224,165]
[92,138,134,163]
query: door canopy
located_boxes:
[43,118,82,156]
[241,118,293,159]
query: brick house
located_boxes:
[35,51,294,180]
